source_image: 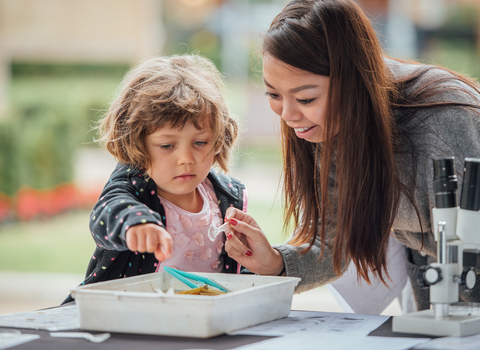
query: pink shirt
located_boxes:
[156,179,225,273]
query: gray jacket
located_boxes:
[275,58,480,310]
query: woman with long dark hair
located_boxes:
[224,0,480,310]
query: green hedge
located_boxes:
[0,118,20,196]
[0,65,127,197]
[0,107,79,196]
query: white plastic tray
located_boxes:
[71,272,300,338]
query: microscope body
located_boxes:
[393,158,480,337]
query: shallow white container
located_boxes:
[71,272,300,338]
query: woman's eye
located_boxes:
[160,145,173,150]
[265,92,279,100]
[297,98,315,105]
[194,141,208,146]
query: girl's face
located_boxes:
[145,122,214,210]
[263,54,332,143]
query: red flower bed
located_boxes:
[0,193,12,223]
[10,183,99,221]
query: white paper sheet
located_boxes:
[0,305,79,331]
[231,332,430,350]
[327,235,408,314]
[228,310,389,337]
[413,333,480,350]
[0,333,40,350]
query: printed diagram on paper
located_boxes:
[230,311,428,350]
[0,305,80,331]
[229,310,388,337]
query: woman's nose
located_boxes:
[281,101,301,122]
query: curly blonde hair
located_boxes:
[97,54,238,172]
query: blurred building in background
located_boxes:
[358,0,480,63]
[0,0,479,223]
[0,0,164,115]
[1,0,480,111]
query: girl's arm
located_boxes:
[89,165,165,252]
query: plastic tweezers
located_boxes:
[163,266,228,292]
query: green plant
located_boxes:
[0,67,125,199]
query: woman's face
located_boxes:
[263,54,332,143]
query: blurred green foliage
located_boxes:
[444,3,479,33]
[0,211,95,273]
[419,3,480,81]
[0,65,127,196]
[421,39,480,81]
[11,62,130,78]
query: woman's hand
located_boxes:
[126,224,173,262]
[224,208,285,276]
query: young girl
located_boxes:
[223,0,480,311]
[64,54,246,303]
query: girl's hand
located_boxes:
[126,224,173,262]
[224,208,285,276]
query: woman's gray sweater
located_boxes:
[274,58,480,310]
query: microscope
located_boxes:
[393,157,480,337]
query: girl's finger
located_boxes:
[146,232,158,253]
[154,247,167,261]
[158,229,173,259]
[136,231,147,253]
[126,230,138,252]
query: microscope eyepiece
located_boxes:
[433,158,458,208]
[460,158,480,211]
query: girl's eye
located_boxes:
[160,145,173,150]
[265,92,279,100]
[297,98,315,105]
[194,141,208,146]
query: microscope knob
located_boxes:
[418,266,442,287]
[460,268,477,290]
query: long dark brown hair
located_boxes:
[264,0,480,283]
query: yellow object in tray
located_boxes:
[176,285,226,296]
